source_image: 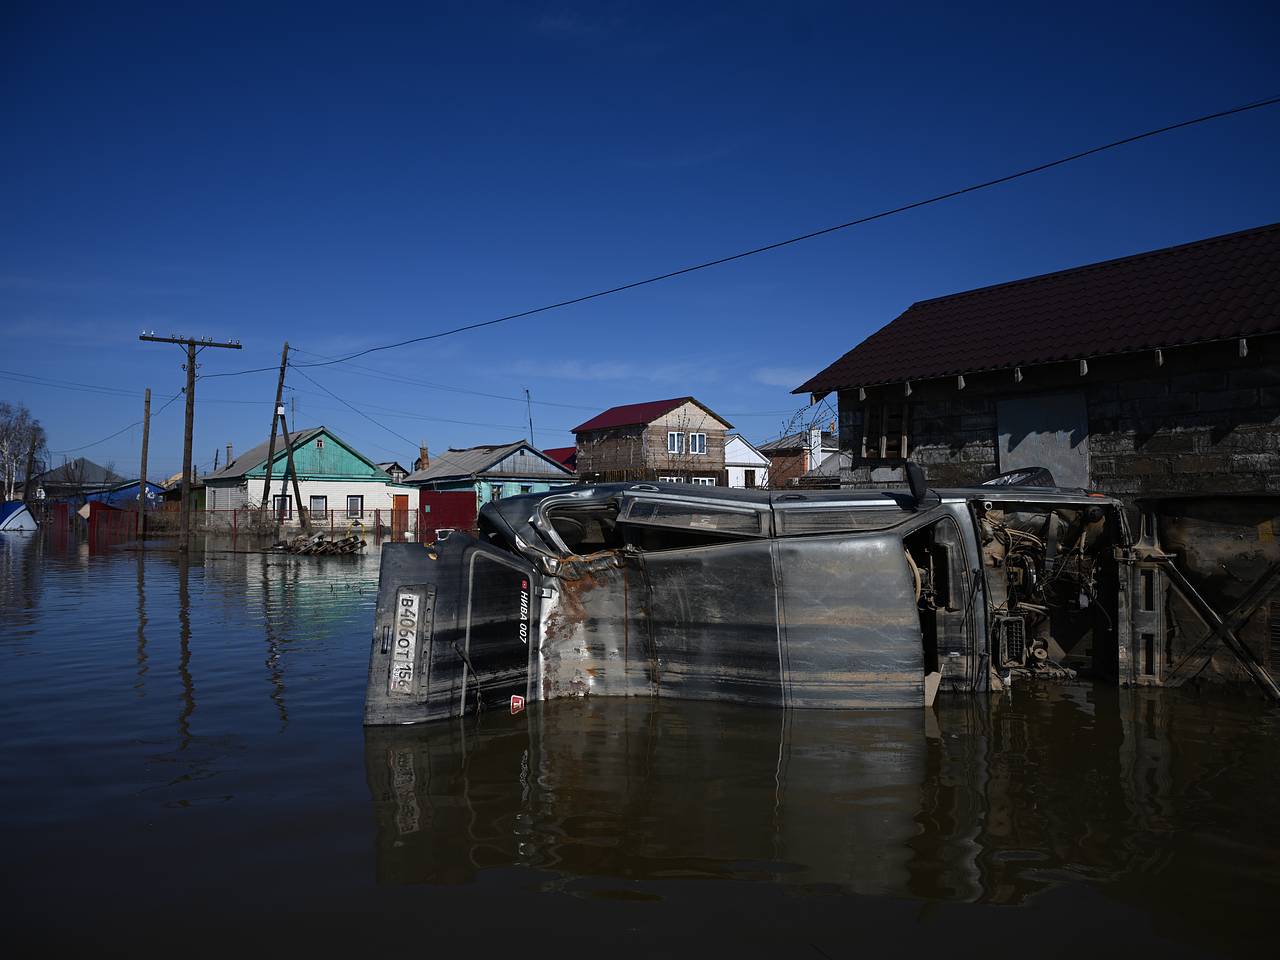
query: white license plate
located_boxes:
[387,590,421,696]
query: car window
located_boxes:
[773,505,911,536]
[619,496,770,551]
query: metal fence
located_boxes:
[192,507,421,542]
[27,499,476,547]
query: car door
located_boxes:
[616,490,782,705]
[771,495,925,708]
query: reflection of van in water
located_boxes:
[364,470,1280,725]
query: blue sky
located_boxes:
[3,1,1278,479]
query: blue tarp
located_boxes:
[84,481,165,507]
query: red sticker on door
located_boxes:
[510,695,525,714]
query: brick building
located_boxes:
[795,223,1280,500]
[757,428,837,488]
[572,397,732,485]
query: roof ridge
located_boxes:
[907,221,1280,310]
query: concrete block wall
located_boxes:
[832,335,1280,499]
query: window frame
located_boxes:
[273,494,293,519]
[346,494,363,518]
[688,432,707,455]
[666,431,684,455]
[691,476,715,486]
[658,475,683,483]
[309,495,328,518]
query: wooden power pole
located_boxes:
[139,334,242,551]
[261,342,288,515]
[138,387,150,537]
[259,342,309,532]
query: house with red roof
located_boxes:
[541,446,578,474]
[571,397,733,485]
[795,222,1280,499]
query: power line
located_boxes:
[50,390,183,454]
[287,363,574,479]
[274,94,1280,370]
[287,347,801,417]
[0,369,144,399]
[286,363,418,447]
[288,347,603,411]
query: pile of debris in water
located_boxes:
[273,532,366,555]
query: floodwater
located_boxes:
[2,534,1278,956]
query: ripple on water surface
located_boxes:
[1,535,1278,954]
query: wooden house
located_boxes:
[572,397,732,485]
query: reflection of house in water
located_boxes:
[364,688,1269,924]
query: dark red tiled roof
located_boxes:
[542,446,577,470]
[573,397,725,433]
[796,222,1280,395]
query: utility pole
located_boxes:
[277,412,309,532]
[140,334,242,552]
[258,342,308,532]
[137,388,150,537]
[261,342,288,516]
[525,388,535,444]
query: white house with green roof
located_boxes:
[203,426,415,528]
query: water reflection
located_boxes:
[366,686,1280,914]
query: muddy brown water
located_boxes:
[2,535,1277,956]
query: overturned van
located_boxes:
[365,473,1280,725]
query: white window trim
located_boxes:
[658,475,683,483]
[667,431,684,454]
[273,494,293,518]
[692,476,715,486]
[689,432,707,455]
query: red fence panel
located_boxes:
[418,491,477,542]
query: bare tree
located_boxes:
[0,402,45,501]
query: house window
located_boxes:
[309,495,328,518]
[316,439,324,450]
[689,433,707,455]
[667,432,684,454]
[692,477,715,486]
[273,495,292,518]
[520,485,533,494]
[346,495,363,518]
[659,476,683,483]
[744,469,756,488]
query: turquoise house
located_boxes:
[403,440,576,505]
[203,426,416,527]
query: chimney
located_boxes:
[226,443,233,467]
[807,426,826,472]
[418,443,430,471]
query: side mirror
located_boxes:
[905,462,928,509]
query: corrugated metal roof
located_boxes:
[404,441,572,484]
[203,427,326,481]
[796,222,1280,395]
[758,430,837,453]
[33,457,125,486]
[571,397,734,434]
[542,446,577,470]
[571,397,692,433]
